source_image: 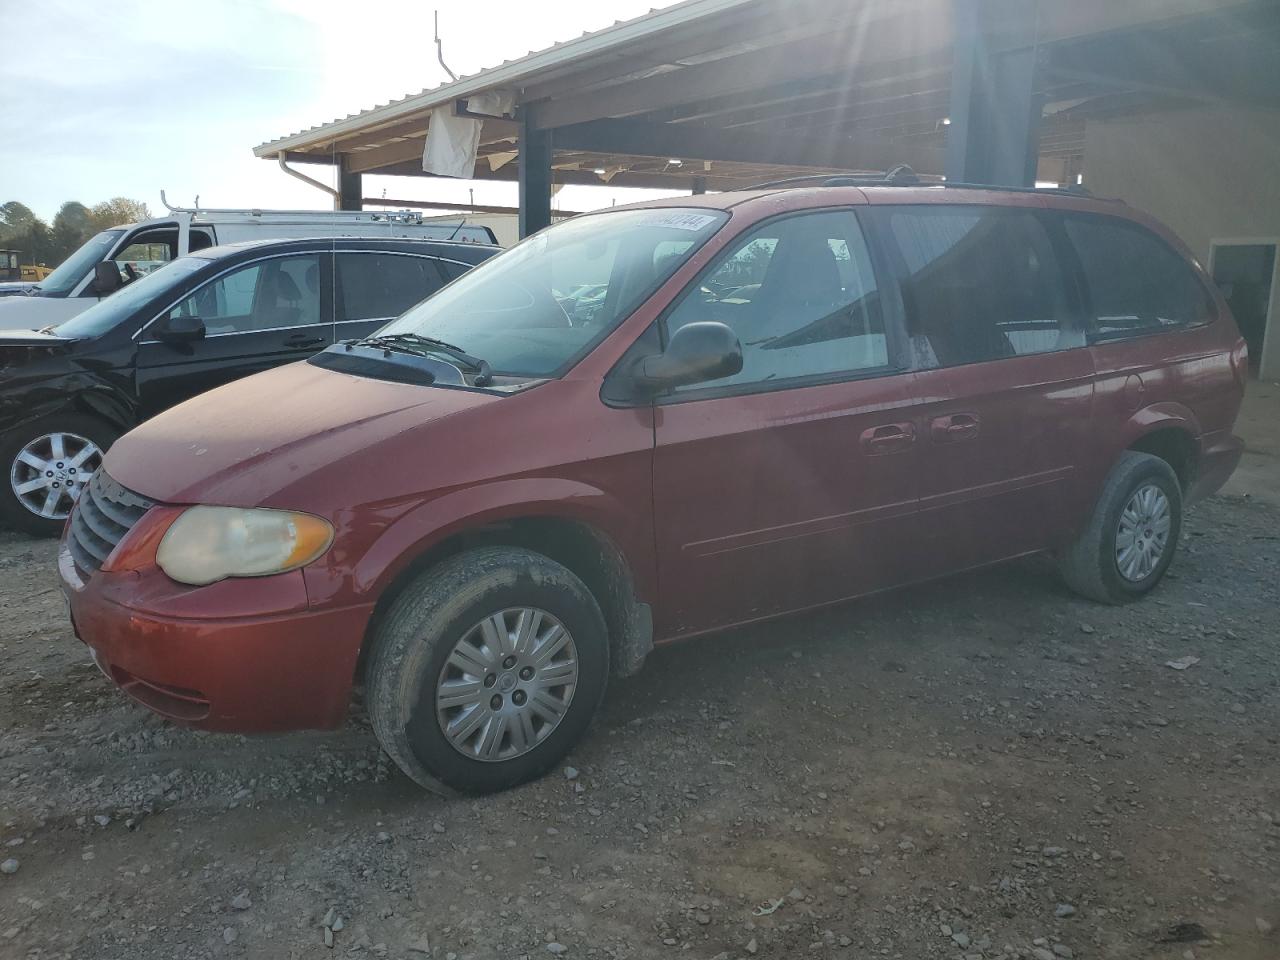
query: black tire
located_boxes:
[0,414,118,537]
[366,546,609,795]
[1058,451,1183,604]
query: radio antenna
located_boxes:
[435,11,457,81]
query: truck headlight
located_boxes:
[155,506,333,586]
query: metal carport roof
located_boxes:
[253,0,1279,213]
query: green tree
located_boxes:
[89,197,151,231]
[50,201,93,263]
[0,197,151,268]
[0,201,38,245]
[0,202,51,264]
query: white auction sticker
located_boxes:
[635,211,720,232]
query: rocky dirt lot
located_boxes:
[0,493,1276,960]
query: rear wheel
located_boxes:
[366,546,609,795]
[0,415,117,537]
[1058,451,1182,604]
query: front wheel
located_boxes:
[1058,451,1183,604]
[0,415,117,537]
[366,546,609,795]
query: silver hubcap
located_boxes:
[436,607,578,763]
[1115,483,1172,582]
[9,432,101,520]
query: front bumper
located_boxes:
[59,546,374,732]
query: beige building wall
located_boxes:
[1082,106,1280,377]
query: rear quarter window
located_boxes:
[1062,215,1215,341]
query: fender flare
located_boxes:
[352,476,647,596]
[348,476,656,677]
[1118,401,1202,451]
[1113,401,1203,488]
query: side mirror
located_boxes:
[92,261,122,296]
[635,321,742,393]
[155,314,206,343]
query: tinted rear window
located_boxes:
[883,206,1079,367]
[1062,215,1214,340]
[336,253,445,321]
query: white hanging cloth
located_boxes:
[422,91,515,179]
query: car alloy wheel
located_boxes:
[9,432,102,521]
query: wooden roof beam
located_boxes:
[520,5,829,101]
[529,7,952,131]
[553,116,943,173]
[345,138,426,174]
[373,159,758,191]
[642,61,953,131]
[746,87,952,134]
[1043,18,1280,108]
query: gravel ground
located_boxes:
[0,492,1276,960]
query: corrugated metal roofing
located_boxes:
[253,0,758,157]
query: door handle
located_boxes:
[860,422,916,455]
[931,413,980,443]
[283,334,327,348]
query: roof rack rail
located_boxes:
[747,164,927,190]
[158,190,477,222]
[746,164,1097,199]
[932,180,1097,199]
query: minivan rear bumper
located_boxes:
[59,548,373,732]
[1188,431,1244,503]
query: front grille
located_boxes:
[67,471,154,576]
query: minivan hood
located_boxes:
[105,362,497,506]
[0,281,37,298]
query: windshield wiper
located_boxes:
[344,332,493,386]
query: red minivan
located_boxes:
[58,182,1246,794]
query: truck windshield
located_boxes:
[376,207,727,377]
[35,229,127,296]
[55,257,206,339]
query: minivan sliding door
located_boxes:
[866,203,1097,575]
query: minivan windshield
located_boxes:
[35,229,127,296]
[376,207,727,377]
[55,256,207,340]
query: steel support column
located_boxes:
[338,159,363,211]
[946,0,1042,186]
[519,112,553,238]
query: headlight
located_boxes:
[156,506,333,586]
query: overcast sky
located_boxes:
[0,0,685,222]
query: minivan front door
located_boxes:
[649,209,923,639]
[135,253,333,418]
